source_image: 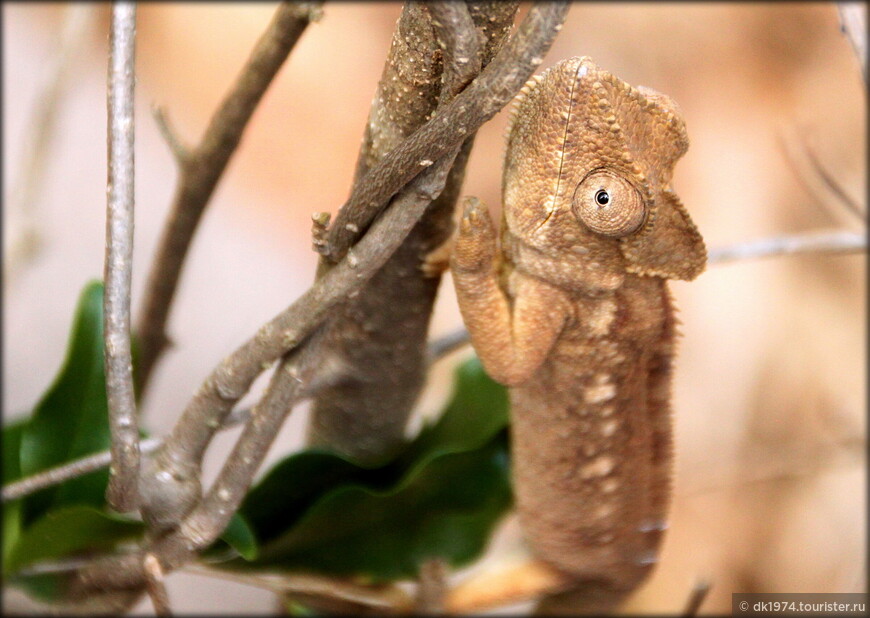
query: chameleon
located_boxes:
[449,56,706,611]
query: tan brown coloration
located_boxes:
[451,56,705,612]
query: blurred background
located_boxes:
[3,2,865,614]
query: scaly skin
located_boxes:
[450,56,706,611]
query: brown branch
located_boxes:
[707,230,865,264]
[134,1,322,396]
[837,2,867,82]
[104,0,140,514]
[144,553,172,616]
[323,1,570,262]
[307,1,504,463]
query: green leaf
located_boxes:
[19,281,111,523]
[4,505,143,576]
[247,437,510,580]
[2,420,28,569]
[208,512,259,561]
[228,356,512,580]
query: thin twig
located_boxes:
[4,4,96,286]
[135,2,322,396]
[1,402,253,502]
[151,105,191,163]
[681,579,711,617]
[184,565,412,611]
[144,554,172,616]
[2,438,160,503]
[707,230,865,264]
[427,328,471,363]
[104,0,140,514]
[798,134,865,221]
[323,1,570,261]
[775,130,862,226]
[837,2,867,82]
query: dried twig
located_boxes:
[143,553,172,616]
[323,2,570,261]
[104,0,140,514]
[135,2,322,395]
[837,2,867,82]
[707,230,865,264]
[5,4,96,285]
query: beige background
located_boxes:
[3,2,865,614]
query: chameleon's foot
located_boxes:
[452,196,496,273]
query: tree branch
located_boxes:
[134,1,322,396]
[323,1,570,262]
[69,146,467,599]
[138,140,464,528]
[104,0,140,514]
[1,405,251,502]
[707,230,865,264]
[307,1,516,463]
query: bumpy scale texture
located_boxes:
[450,56,706,603]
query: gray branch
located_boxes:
[104,0,140,514]
[707,230,866,264]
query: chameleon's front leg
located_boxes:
[450,197,570,387]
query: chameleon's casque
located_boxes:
[450,56,706,611]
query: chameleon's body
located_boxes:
[450,57,705,608]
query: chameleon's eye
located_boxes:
[573,169,646,237]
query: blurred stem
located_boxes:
[4,4,96,286]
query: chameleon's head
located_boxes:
[503,56,706,281]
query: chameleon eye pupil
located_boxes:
[595,190,610,206]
